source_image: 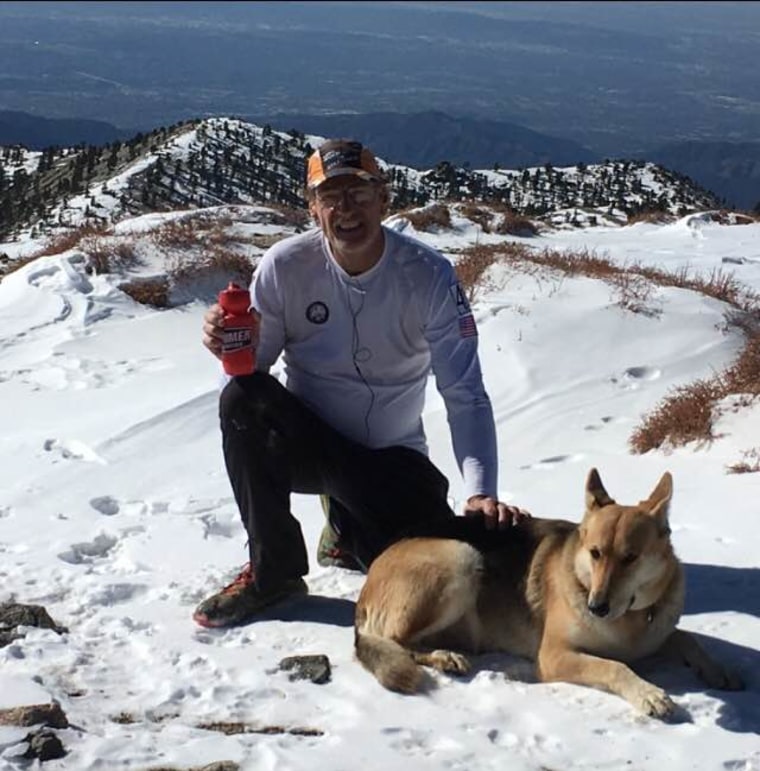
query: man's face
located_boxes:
[310,177,387,261]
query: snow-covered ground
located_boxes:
[1,210,758,770]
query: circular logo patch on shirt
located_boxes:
[306,301,329,324]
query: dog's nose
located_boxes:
[588,599,610,617]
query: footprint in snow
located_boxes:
[44,438,106,464]
[90,495,120,516]
[57,533,118,564]
[87,582,148,606]
[584,415,628,431]
[520,453,585,470]
[200,512,238,539]
[610,366,661,390]
[623,365,660,381]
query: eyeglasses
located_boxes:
[314,184,379,209]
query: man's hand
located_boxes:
[202,303,260,361]
[464,495,531,530]
[202,303,225,360]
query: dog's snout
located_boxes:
[588,599,610,617]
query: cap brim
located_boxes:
[308,167,381,189]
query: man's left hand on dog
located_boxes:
[465,495,531,529]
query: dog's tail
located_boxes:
[354,630,424,694]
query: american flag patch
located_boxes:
[458,313,478,338]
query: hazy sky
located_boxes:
[1,1,757,156]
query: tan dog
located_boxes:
[355,468,743,718]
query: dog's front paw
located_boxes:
[635,685,677,719]
[429,649,471,675]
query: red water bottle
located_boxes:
[218,282,256,375]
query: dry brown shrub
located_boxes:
[726,448,760,474]
[467,242,760,454]
[532,246,613,277]
[151,219,198,249]
[525,248,659,313]
[203,223,287,252]
[496,241,534,259]
[635,264,759,311]
[518,248,759,317]
[109,712,137,725]
[113,240,139,266]
[206,249,255,285]
[704,210,757,226]
[456,244,757,320]
[609,271,657,316]
[198,213,234,230]
[79,236,140,274]
[203,222,239,248]
[268,205,310,229]
[721,332,760,396]
[629,331,760,455]
[699,269,758,309]
[1,224,121,279]
[0,252,40,279]
[454,242,573,303]
[682,268,745,306]
[455,244,501,303]
[626,210,675,226]
[169,246,254,288]
[195,720,322,737]
[26,224,111,259]
[82,237,111,274]
[119,277,170,308]
[483,199,517,214]
[36,231,88,256]
[150,211,293,257]
[459,203,492,233]
[402,203,452,232]
[628,378,722,453]
[493,210,538,236]
[250,233,287,249]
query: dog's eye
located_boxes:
[590,548,601,560]
[622,552,638,565]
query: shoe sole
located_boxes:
[192,581,308,629]
[192,611,229,629]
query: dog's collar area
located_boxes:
[629,594,656,623]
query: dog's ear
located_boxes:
[585,468,615,510]
[642,471,673,533]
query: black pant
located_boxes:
[219,372,455,592]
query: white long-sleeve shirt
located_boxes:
[249,225,498,500]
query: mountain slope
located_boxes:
[643,140,760,211]
[2,108,754,211]
[0,118,722,243]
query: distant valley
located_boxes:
[1,2,757,155]
[253,111,760,211]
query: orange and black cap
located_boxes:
[307,139,384,189]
